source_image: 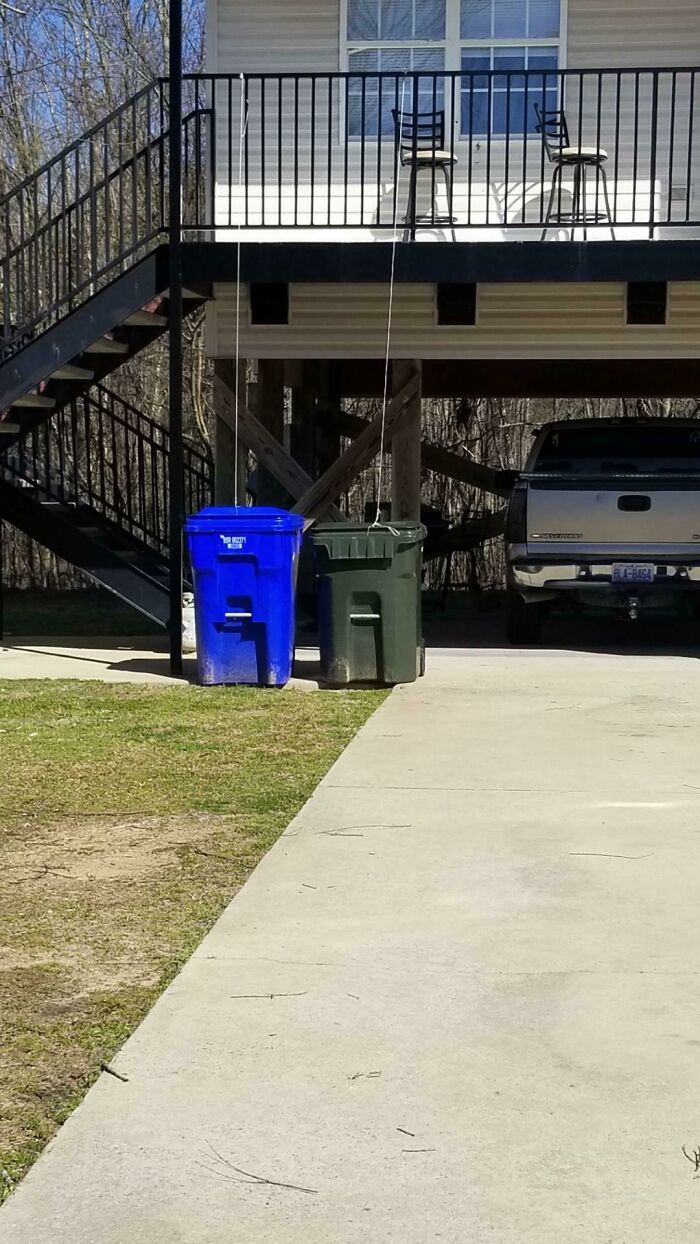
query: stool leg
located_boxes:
[404,163,417,243]
[581,163,589,241]
[541,163,562,241]
[600,164,616,240]
[571,163,582,240]
[441,164,457,242]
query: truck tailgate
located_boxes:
[525,477,700,557]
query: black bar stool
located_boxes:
[535,103,615,241]
[392,108,457,242]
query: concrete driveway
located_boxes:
[2,643,700,1242]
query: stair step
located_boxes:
[50,364,95,381]
[0,422,20,435]
[122,311,169,328]
[84,337,130,356]
[12,393,56,410]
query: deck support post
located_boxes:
[316,362,341,477]
[214,359,248,505]
[254,358,286,507]
[290,361,318,478]
[391,359,422,522]
[213,359,237,505]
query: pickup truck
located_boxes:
[504,418,700,644]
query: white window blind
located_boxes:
[345,0,562,138]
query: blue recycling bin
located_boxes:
[184,506,304,686]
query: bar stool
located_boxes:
[392,108,457,242]
[535,103,615,241]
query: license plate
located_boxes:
[611,563,654,584]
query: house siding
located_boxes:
[207,0,700,241]
[567,0,700,68]
[209,281,700,360]
[211,0,700,76]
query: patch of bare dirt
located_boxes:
[1,811,237,883]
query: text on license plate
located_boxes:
[611,563,654,584]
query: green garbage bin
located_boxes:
[309,521,426,687]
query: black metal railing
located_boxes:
[1,66,699,360]
[0,78,212,359]
[1,384,213,554]
[201,67,700,237]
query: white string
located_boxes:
[373,74,408,528]
[233,74,249,508]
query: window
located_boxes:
[347,0,447,137]
[460,0,561,137]
[344,0,563,139]
[460,0,560,41]
[348,0,446,41]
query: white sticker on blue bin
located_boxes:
[220,535,246,550]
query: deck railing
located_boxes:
[198,67,700,237]
[1,384,213,554]
[1,67,699,354]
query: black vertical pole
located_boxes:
[168,0,184,675]
[0,519,4,644]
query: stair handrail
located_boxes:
[0,382,213,555]
[0,79,166,211]
[0,77,212,360]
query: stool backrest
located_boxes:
[392,108,446,161]
[534,104,571,161]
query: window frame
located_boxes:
[341,0,568,140]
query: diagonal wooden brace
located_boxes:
[291,374,420,528]
[325,407,514,499]
[214,376,344,520]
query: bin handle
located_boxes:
[350,612,381,621]
[224,611,253,620]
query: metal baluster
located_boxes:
[685,72,695,224]
[648,71,659,238]
[261,77,267,227]
[310,76,316,226]
[294,77,299,227]
[504,73,512,225]
[632,70,640,223]
[327,75,333,227]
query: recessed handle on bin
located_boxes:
[350,612,381,621]
[224,611,253,619]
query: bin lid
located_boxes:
[308,520,427,560]
[185,506,304,535]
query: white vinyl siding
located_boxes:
[209,282,700,359]
[208,0,700,240]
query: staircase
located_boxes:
[0,78,214,623]
[0,385,212,624]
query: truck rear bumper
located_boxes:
[509,558,700,593]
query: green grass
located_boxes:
[0,680,386,1201]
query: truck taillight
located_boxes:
[506,486,528,544]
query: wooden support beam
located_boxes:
[390,360,421,522]
[325,408,514,499]
[252,359,286,507]
[291,374,419,526]
[316,362,341,476]
[213,359,237,505]
[213,376,343,520]
[290,361,317,476]
[423,510,507,560]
